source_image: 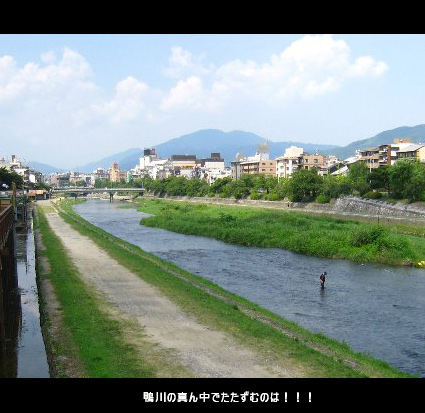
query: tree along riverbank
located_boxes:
[129,198,425,267]
[35,199,416,378]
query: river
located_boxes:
[15,217,49,378]
[74,199,425,377]
[0,213,49,378]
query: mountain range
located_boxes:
[29,125,425,174]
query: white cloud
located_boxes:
[163,46,212,79]
[348,55,389,77]
[91,76,152,123]
[0,35,389,167]
[156,34,388,113]
[0,47,94,103]
[160,76,204,111]
[41,51,57,64]
[208,34,388,102]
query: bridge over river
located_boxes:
[51,187,145,202]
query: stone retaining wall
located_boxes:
[143,193,425,219]
[333,196,425,218]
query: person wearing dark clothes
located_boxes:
[320,271,326,289]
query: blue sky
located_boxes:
[1,34,424,169]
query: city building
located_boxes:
[231,142,275,179]
[50,172,71,187]
[276,146,304,179]
[109,162,127,183]
[205,167,232,185]
[240,159,276,177]
[136,148,169,180]
[231,153,247,180]
[93,168,110,180]
[357,147,380,171]
[396,144,425,162]
[169,155,197,174]
[276,146,329,178]
[301,153,327,172]
[197,153,225,171]
[377,138,414,166]
[0,155,42,186]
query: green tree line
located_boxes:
[138,159,425,203]
[0,167,24,189]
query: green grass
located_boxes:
[51,198,418,378]
[130,198,425,267]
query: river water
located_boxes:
[75,199,425,377]
[15,218,49,378]
[0,215,50,378]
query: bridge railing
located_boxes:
[0,205,14,249]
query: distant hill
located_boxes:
[99,129,340,170]
[327,124,425,159]
[153,129,339,163]
[28,162,66,174]
[76,147,143,172]
[30,125,425,173]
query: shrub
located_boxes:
[250,190,262,200]
[218,212,237,226]
[364,191,383,199]
[264,193,281,201]
[350,226,385,247]
[316,194,331,203]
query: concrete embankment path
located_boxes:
[42,204,298,378]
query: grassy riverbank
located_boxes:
[35,203,158,378]
[131,198,425,267]
[34,198,417,378]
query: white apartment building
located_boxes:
[276,146,304,179]
[378,138,415,166]
[137,148,170,179]
[205,167,232,185]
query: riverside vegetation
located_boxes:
[135,158,425,204]
[34,199,417,377]
[132,198,425,267]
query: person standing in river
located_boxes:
[320,271,326,289]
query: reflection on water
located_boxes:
[15,219,49,378]
[75,199,425,377]
[0,215,49,378]
[0,223,20,378]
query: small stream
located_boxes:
[75,199,425,377]
[0,213,50,378]
[15,217,49,378]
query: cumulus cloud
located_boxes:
[162,46,212,79]
[160,76,213,112]
[210,34,387,102]
[0,47,94,103]
[91,76,152,123]
[157,34,388,112]
[0,35,389,167]
[0,35,388,121]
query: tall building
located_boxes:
[378,138,414,166]
[276,146,328,178]
[240,159,276,177]
[231,143,276,179]
[109,162,127,183]
[275,146,304,179]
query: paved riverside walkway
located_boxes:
[42,203,297,378]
